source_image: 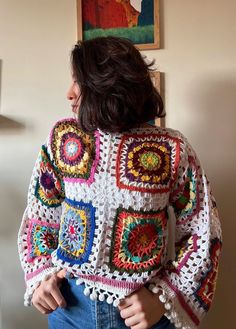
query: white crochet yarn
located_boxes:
[18,118,222,328]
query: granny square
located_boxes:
[116,133,180,193]
[27,219,60,262]
[50,118,100,184]
[35,146,64,207]
[57,199,96,264]
[110,207,167,273]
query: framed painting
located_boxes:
[77,0,160,50]
[150,71,164,127]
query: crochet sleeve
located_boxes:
[18,137,65,306]
[149,136,222,329]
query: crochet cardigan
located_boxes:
[18,118,222,329]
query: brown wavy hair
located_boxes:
[71,36,164,133]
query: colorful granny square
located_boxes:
[27,219,60,263]
[57,199,96,264]
[50,119,100,184]
[110,207,167,274]
[194,238,222,311]
[116,134,180,193]
[172,234,198,273]
[173,158,201,224]
[35,146,65,207]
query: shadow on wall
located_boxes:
[0,58,26,132]
[0,115,25,132]
[185,75,236,329]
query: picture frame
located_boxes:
[150,71,164,127]
[77,0,160,50]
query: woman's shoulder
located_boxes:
[124,125,193,165]
[48,116,97,144]
[127,123,188,144]
[49,116,81,135]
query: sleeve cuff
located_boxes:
[24,266,60,306]
[148,280,202,329]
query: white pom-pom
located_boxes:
[107,296,113,304]
[148,284,155,290]
[175,321,182,328]
[76,278,83,285]
[113,299,120,307]
[98,293,105,302]
[159,294,167,303]
[83,287,91,296]
[164,302,171,310]
[171,311,177,319]
[152,286,160,294]
[90,291,98,301]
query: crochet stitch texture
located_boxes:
[18,118,222,329]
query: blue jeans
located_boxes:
[48,278,175,329]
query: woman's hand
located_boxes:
[32,269,67,314]
[118,286,165,329]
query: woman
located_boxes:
[18,36,222,329]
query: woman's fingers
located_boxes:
[118,287,165,329]
[56,268,67,280]
[43,274,66,308]
[42,293,60,311]
[124,313,144,328]
[35,305,51,315]
[33,288,65,314]
[50,285,67,308]
[33,300,52,315]
[32,271,67,315]
[35,296,53,311]
[119,305,135,319]
[32,290,54,313]
[118,297,133,310]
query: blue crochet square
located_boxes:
[57,199,96,265]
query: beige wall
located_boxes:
[0,1,235,328]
